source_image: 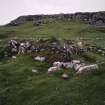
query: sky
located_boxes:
[0,0,105,25]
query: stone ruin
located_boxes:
[2,38,103,74]
[4,38,105,59]
[47,60,98,74]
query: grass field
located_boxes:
[0,20,105,105]
[1,21,105,46]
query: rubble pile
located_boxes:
[4,39,35,56]
[48,60,99,74]
[4,39,105,59]
[2,38,101,75]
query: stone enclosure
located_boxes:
[2,38,104,74]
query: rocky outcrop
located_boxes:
[6,11,105,26]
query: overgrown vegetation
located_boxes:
[0,20,105,105]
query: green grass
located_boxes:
[0,20,105,105]
[0,55,105,105]
[1,20,105,46]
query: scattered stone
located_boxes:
[76,64,98,74]
[53,61,63,68]
[34,56,45,62]
[47,66,60,74]
[48,60,98,75]
[12,56,16,59]
[32,69,38,73]
[6,38,104,60]
[3,39,101,76]
[77,41,83,47]
[62,62,73,69]
[61,73,69,80]
[72,60,81,65]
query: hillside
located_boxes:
[0,13,105,105]
[7,11,105,26]
[1,20,105,47]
